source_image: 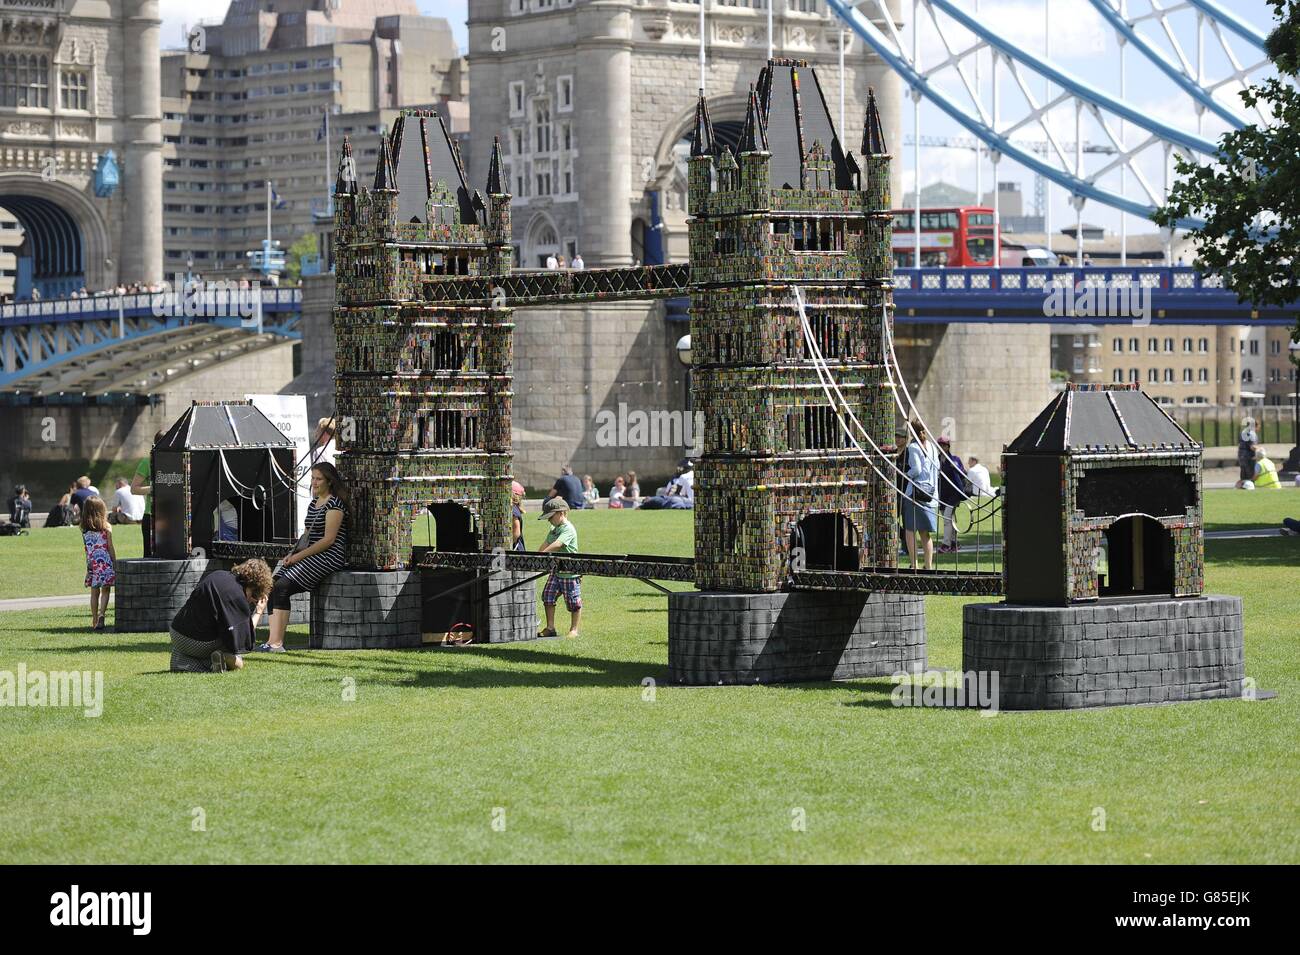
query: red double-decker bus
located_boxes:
[891,206,998,267]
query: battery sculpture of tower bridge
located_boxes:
[328,59,1244,707]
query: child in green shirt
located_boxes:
[538,497,581,638]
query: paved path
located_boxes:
[0,593,114,613]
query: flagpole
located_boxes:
[324,109,331,217]
[265,179,272,247]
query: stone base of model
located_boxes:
[667,590,926,685]
[309,569,538,649]
[115,557,308,632]
[962,596,1245,710]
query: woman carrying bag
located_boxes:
[902,420,940,571]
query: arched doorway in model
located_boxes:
[1099,515,1174,598]
[0,194,85,299]
[791,512,862,572]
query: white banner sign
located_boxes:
[247,393,310,536]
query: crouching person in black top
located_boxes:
[169,559,273,673]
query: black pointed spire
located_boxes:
[487,135,506,194]
[690,89,715,158]
[373,127,396,191]
[738,84,768,153]
[862,87,887,156]
[334,136,356,195]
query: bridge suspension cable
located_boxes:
[823,0,1275,231]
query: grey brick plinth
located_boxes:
[115,558,209,632]
[962,596,1245,710]
[668,590,926,685]
[310,571,423,649]
[483,570,539,643]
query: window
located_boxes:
[557,75,573,112]
[1147,369,1159,383]
[1269,339,1282,355]
[561,122,572,150]
[1112,369,1124,383]
[1129,368,1139,383]
[1182,338,1193,353]
[1249,339,1260,355]
[60,69,88,110]
[1,53,50,108]
[1199,368,1209,383]
[1242,369,1254,383]
[509,81,525,117]
[535,169,552,196]
[1112,338,1124,353]
[511,127,524,155]
[1073,335,1083,348]
[1198,337,1209,353]
[1073,356,1084,373]
[1167,368,1176,382]
[1164,337,1174,353]
[532,99,552,153]
[1129,337,1139,352]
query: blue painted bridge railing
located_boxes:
[1,288,303,392]
[889,266,1297,326]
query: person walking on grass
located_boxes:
[511,480,527,551]
[936,435,967,553]
[537,497,581,639]
[80,496,116,631]
[902,420,940,571]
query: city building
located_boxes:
[159,0,467,277]
[466,0,901,269]
[0,0,162,296]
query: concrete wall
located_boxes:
[512,300,688,489]
[0,343,295,498]
[894,323,1054,467]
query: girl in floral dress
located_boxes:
[81,496,116,631]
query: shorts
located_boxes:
[542,573,582,611]
[269,575,308,611]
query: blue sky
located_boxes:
[160,1,1282,237]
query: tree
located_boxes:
[283,232,320,284]
[1153,0,1300,342]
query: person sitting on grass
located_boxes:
[536,497,581,639]
[608,475,626,509]
[169,559,273,673]
[80,496,116,631]
[1253,446,1281,489]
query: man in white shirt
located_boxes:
[965,456,993,498]
[545,253,558,270]
[572,253,585,270]
[109,477,145,524]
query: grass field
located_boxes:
[0,498,1297,863]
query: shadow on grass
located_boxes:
[237,641,672,690]
[30,641,168,653]
[1204,538,1299,568]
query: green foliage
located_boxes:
[1154,1,1300,342]
[283,232,319,284]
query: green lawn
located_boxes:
[0,505,1297,863]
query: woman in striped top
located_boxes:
[255,462,349,652]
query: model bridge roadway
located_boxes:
[419,551,1005,598]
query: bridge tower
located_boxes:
[332,114,515,572]
[0,0,163,296]
[688,60,897,593]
